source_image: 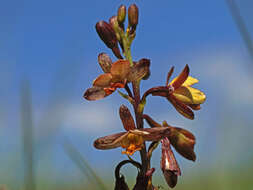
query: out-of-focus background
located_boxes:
[1,0,253,189]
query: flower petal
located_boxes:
[173,86,206,104]
[130,127,171,141]
[168,127,196,161]
[119,105,136,131]
[127,58,150,81]
[188,104,201,110]
[83,86,107,101]
[111,81,126,89]
[93,73,112,87]
[169,64,189,90]
[182,76,199,86]
[166,66,174,86]
[110,60,131,81]
[167,94,194,120]
[98,53,112,73]
[93,132,127,149]
[161,138,181,188]
[143,114,163,128]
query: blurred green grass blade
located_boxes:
[226,0,253,61]
[63,141,107,190]
[20,80,36,190]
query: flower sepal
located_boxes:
[163,121,196,161]
[127,58,151,82]
[161,138,181,188]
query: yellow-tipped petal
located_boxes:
[182,76,199,86]
[170,76,198,87]
[173,86,206,105]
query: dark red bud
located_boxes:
[117,5,126,25]
[96,21,117,49]
[96,21,122,59]
[128,4,139,29]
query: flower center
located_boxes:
[120,133,144,156]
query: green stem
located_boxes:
[132,81,148,176]
[122,36,133,66]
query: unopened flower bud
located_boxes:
[128,4,139,29]
[109,16,124,51]
[119,105,136,131]
[117,5,126,25]
[95,21,123,59]
[96,21,117,49]
[109,16,119,32]
[112,47,123,59]
[98,53,112,73]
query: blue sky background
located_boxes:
[0,0,253,189]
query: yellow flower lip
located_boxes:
[168,65,206,105]
[164,65,206,119]
[120,133,144,156]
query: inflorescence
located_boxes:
[84,4,206,190]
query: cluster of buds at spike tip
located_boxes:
[95,4,139,61]
[84,3,207,190]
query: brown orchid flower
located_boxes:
[93,105,171,156]
[84,59,131,101]
[84,57,150,101]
